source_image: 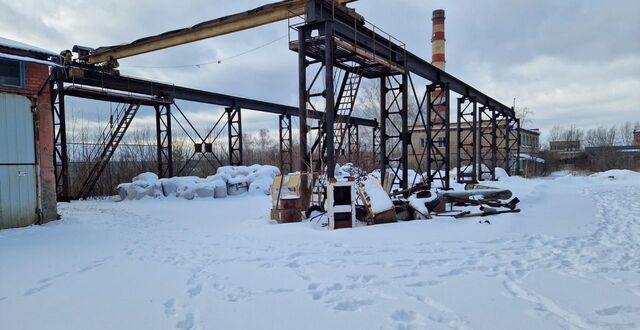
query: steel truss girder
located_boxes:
[426,82,450,190]
[155,103,173,178]
[278,114,293,174]
[226,106,243,166]
[456,96,477,184]
[66,67,376,128]
[379,73,409,192]
[478,106,497,181]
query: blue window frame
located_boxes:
[0,58,26,89]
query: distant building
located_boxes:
[549,140,581,152]
[409,122,542,176]
[634,130,640,146]
[0,37,60,229]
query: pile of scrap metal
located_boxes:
[397,183,521,220]
[271,172,520,228]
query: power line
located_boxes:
[124,34,288,69]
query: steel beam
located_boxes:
[81,0,355,64]
[65,67,376,127]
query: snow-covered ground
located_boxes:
[1,170,640,330]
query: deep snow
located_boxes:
[1,171,640,329]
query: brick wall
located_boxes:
[0,46,57,222]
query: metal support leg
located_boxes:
[516,119,522,175]
[324,22,336,180]
[379,77,387,184]
[279,114,293,174]
[456,96,477,184]
[380,74,408,191]
[373,121,380,171]
[478,106,496,181]
[347,124,359,164]
[51,67,69,202]
[298,26,309,174]
[400,73,409,192]
[426,82,450,190]
[226,106,243,166]
[155,103,173,178]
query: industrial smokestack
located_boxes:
[431,9,446,71]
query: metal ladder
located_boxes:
[76,101,142,199]
[334,70,362,162]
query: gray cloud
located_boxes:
[1,0,638,141]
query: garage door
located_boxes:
[0,93,37,229]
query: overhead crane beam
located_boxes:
[81,0,356,65]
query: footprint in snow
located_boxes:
[163,299,177,317]
[24,283,53,296]
[38,272,68,284]
[188,284,203,297]
[333,298,373,311]
[595,305,640,316]
[176,311,197,330]
[391,309,417,322]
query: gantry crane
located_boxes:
[74,0,356,68]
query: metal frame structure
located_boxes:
[226,106,243,166]
[478,105,497,181]
[53,0,520,203]
[426,82,450,190]
[50,64,375,200]
[155,103,173,178]
[278,114,293,174]
[456,96,477,184]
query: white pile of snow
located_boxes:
[360,175,394,213]
[589,169,640,181]
[116,165,280,200]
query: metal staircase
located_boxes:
[76,101,142,199]
[334,70,362,163]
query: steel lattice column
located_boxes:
[278,114,293,174]
[324,21,336,179]
[226,106,243,166]
[379,74,409,191]
[373,121,380,168]
[50,67,70,202]
[495,111,508,172]
[155,103,173,178]
[456,96,477,184]
[478,106,497,181]
[506,116,520,175]
[347,124,359,165]
[426,82,450,190]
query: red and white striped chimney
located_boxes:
[431,9,446,71]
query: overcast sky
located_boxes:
[1,0,638,141]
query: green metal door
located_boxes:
[0,93,37,229]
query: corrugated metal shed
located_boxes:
[0,93,38,228]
